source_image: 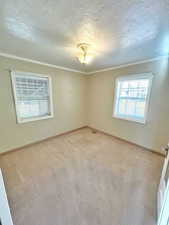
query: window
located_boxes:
[113,73,153,124]
[11,71,53,123]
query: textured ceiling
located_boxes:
[0,0,169,73]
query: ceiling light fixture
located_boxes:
[77,43,93,64]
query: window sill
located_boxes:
[112,114,146,125]
[17,114,54,124]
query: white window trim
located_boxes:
[113,73,153,124]
[11,71,54,124]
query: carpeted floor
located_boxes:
[0,128,164,225]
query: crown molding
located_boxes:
[0,52,85,74]
[86,55,169,75]
[0,52,168,75]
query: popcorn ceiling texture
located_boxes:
[0,0,169,72]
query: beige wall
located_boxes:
[87,58,169,153]
[0,56,87,153]
[0,56,169,154]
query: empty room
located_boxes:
[0,0,169,225]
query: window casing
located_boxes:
[11,71,54,123]
[113,73,153,124]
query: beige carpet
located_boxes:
[0,128,163,225]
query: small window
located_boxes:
[113,73,153,124]
[11,71,53,123]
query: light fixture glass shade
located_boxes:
[77,43,93,64]
[77,52,93,64]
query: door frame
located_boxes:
[158,181,169,225]
[158,148,169,225]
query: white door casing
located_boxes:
[0,169,14,225]
[158,145,169,225]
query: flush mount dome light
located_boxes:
[77,43,93,64]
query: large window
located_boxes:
[11,71,53,123]
[113,73,153,124]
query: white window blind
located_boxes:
[11,71,53,123]
[113,74,153,123]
